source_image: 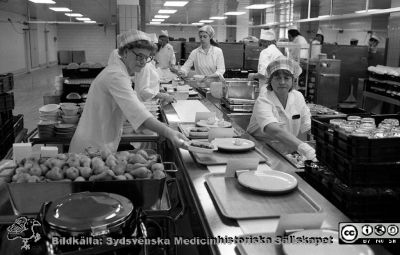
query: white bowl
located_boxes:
[60,103,77,108]
[39,104,60,113]
[61,115,79,124]
[61,107,80,116]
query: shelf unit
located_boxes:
[363,78,400,107]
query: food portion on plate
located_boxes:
[189,127,209,138]
[285,152,307,168]
[187,141,217,154]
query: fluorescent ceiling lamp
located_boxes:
[158,9,177,14]
[150,21,162,24]
[245,4,274,9]
[84,20,96,23]
[199,20,214,23]
[65,13,83,17]
[209,16,227,20]
[355,9,380,13]
[192,22,204,25]
[152,19,165,22]
[224,11,246,15]
[318,15,330,18]
[49,7,72,12]
[164,1,188,7]
[29,0,55,3]
[155,15,170,18]
[76,17,91,21]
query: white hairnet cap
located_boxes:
[288,25,299,31]
[260,29,276,41]
[160,30,169,37]
[370,33,380,43]
[267,56,302,78]
[199,25,215,38]
[117,30,152,48]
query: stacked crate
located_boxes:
[0,73,16,159]
[309,114,400,221]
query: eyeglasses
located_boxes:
[131,50,153,63]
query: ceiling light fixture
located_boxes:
[29,0,55,4]
[245,4,274,9]
[164,1,188,7]
[158,9,177,14]
[155,15,170,18]
[76,17,91,21]
[224,11,246,15]
[65,13,83,17]
[355,9,380,13]
[199,20,214,23]
[192,22,204,26]
[152,19,165,22]
[49,7,72,12]
[84,20,96,23]
[150,21,162,24]
[209,16,227,20]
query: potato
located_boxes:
[23,162,33,171]
[93,166,107,175]
[152,170,166,179]
[15,167,28,175]
[56,154,68,160]
[27,175,41,183]
[100,148,112,161]
[128,167,152,179]
[74,176,86,182]
[115,175,127,181]
[89,170,113,181]
[78,167,92,179]
[148,154,158,162]
[136,150,149,160]
[67,157,80,168]
[29,164,42,177]
[128,154,147,164]
[66,167,79,180]
[92,157,105,171]
[105,155,117,169]
[80,156,91,168]
[151,163,164,172]
[15,173,31,183]
[117,151,130,159]
[50,158,63,169]
[40,164,49,175]
[124,173,134,180]
[112,163,126,176]
[46,167,64,181]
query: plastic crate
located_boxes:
[0,110,13,125]
[13,114,24,137]
[0,73,13,93]
[0,92,14,112]
[62,67,104,79]
[0,131,14,159]
[0,118,13,140]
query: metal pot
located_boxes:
[222,78,259,99]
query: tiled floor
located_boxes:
[13,66,63,133]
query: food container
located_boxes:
[347,115,361,122]
[382,118,399,126]
[187,141,217,154]
[222,79,259,99]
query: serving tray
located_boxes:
[205,173,321,219]
[191,148,266,165]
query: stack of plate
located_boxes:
[54,123,76,138]
[37,120,57,138]
[39,104,60,122]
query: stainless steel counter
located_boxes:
[162,95,391,255]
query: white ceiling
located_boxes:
[0,0,391,26]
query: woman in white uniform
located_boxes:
[248,29,283,92]
[247,57,316,160]
[70,30,186,153]
[177,25,225,82]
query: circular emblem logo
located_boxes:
[362,225,373,236]
[387,225,399,236]
[341,225,358,243]
[374,225,386,236]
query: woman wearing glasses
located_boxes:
[247,57,316,161]
[70,30,187,153]
[176,25,225,82]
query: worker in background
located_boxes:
[155,30,176,69]
[287,25,309,60]
[368,33,380,53]
[248,29,283,93]
[176,25,225,83]
[70,30,187,153]
[311,28,324,45]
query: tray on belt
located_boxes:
[205,173,321,219]
[191,148,266,165]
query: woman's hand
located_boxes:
[158,93,176,104]
[166,129,189,149]
[297,142,317,161]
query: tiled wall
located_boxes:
[387,0,400,66]
[57,24,116,65]
[118,5,138,34]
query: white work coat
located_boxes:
[289,35,309,60]
[258,44,283,76]
[134,62,160,102]
[155,43,176,69]
[180,45,225,76]
[247,89,311,142]
[69,56,153,153]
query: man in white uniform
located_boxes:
[287,25,309,60]
[248,29,283,92]
[70,30,186,153]
[155,30,176,69]
[247,57,316,161]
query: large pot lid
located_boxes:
[45,192,133,233]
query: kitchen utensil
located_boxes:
[237,170,298,193]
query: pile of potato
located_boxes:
[1,149,166,183]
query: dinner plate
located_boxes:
[282,229,374,255]
[212,138,255,152]
[197,120,232,128]
[237,170,298,193]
